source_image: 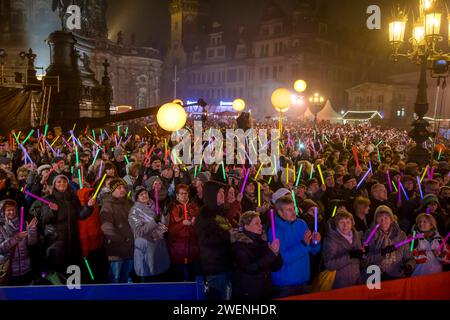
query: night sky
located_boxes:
[106,0,407,51]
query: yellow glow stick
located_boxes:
[257,182,261,207]
[50,135,60,147]
[317,164,325,185]
[92,174,107,199]
[254,163,264,179]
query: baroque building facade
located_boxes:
[0,0,162,118]
[163,0,380,118]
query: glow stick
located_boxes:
[314,207,318,244]
[270,209,276,240]
[50,135,60,147]
[125,127,128,137]
[84,258,95,281]
[78,168,83,189]
[43,124,48,138]
[221,162,226,181]
[61,136,73,151]
[12,132,20,145]
[391,180,398,192]
[194,165,198,178]
[309,165,314,180]
[92,174,107,199]
[92,129,96,140]
[144,126,151,134]
[24,190,51,205]
[356,169,371,189]
[44,139,55,154]
[331,205,337,217]
[183,203,188,220]
[124,155,130,164]
[144,145,155,164]
[286,165,289,185]
[352,146,360,168]
[91,148,100,167]
[410,231,416,252]
[98,160,103,178]
[377,148,381,162]
[117,125,120,136]
[75,146,79,165]
[155,189,159,215]
[386,170,392,193]
[20,144,33,164]
[417,176,424,199]
[364,224,380,246]
[292,190,298,216]
[254,163,264,179]
[87,136,101,148]
[295,164,303,187]
[376,140,383,147]
[19,207,24,232]
[47,160,64,176]
[420,165,428,183]
[397,178,401,202]
[240,168,251,194]
[317,164,325,185]
[398,180,409,200]
[258,183,261,207]
[394,233,424,249]
[22,129,34,145]
[438,232,450,252]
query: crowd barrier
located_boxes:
[283,272,450,300]
[0,277,206,300]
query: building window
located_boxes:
[273,66,277,79]
[265,66,269,79]
[378,95,384,103]
[239,69,244,81]
[207,49,214,58]
[217,48,225,57]
[274,24,282,34]
[259,67,264,80]
[227,69,237,82]
[396,107,406,117]
[292,63,299,76]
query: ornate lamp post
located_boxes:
[308,92,325,127]
[388,0,450,166]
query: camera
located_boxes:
[430,58,450,78]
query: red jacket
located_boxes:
[168,201,200,264]
[77,188,104,257]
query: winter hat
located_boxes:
[203,181,226,211]
[51,156,65,165]
[150,155,161,165]
[374,205,394,220]
[301,199,318,214]
[1,199,17,213]
[37,164,52,175]
[423,194,439,207]
[52,174,69,188]
[196,171,211,184]
[133,186,148,202]
[272,188,291,204]
[343,174,355,184]
[109,178,126,193]
[145,175,162,189]
[306,178,319,187]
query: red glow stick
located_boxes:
[183,203,188,220]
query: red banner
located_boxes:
[282,272,450,300]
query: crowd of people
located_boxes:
[0,117,449,300]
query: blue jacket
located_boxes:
[268,215,321,286]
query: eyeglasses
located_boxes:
[178,192,189,196]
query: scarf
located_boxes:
[337,229,353,245]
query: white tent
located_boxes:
[302,107,315,120]
[317,100,342,123]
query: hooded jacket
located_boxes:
[195,181,232,275]
[0,216,38,277]
[100,194,134,260]
[268,215,321,287]
[40,188,93,270]
[364,221,416,279]
[128,201,170,276]
[322,222,364,289]
[77,188,104,257]
[230,229,282,300]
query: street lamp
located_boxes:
[308,92,325,126]
[388,0,450,166]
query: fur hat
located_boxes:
[37,164,52,175]
[374,205,394,220]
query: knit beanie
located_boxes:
[109,178,126,193]
[423,194,439,207]
[374,205,394,221]
[52,174,69,189]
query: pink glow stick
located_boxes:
[386,171,392,193]
[240,168,251,194]
[270,209,276,240]
[438,232,450,252]
[19,207,24,232]
[364,224,380,246]
[394,233,424,249]
[24,190,51,206]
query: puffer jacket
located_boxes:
[128,201,170,276]
[77,188,104,257]
[365,222,416,279]
[168,201,200,264]
[322,223,364,289]
[40,189,93,270]
[0,217,38,277]
[411,228,448,276]
[100,194,134,260]
[231,229,282,300]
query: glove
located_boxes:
[381,245,396,256]
[348,249,364,260]
[401,264,414,277]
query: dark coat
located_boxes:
[195,206,232,275]
[231,230,282,300]
[40,189,93,271]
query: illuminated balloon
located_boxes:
[233,98,246,111]
[157,103,187,132]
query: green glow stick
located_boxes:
[377,148,381,162]
[91,148,100,166]
[376,140,383,147]
[292,190,299,216]
[92,129,96,140]
[117,125,121,136]
[222,162,226,181]
[309,166,314,180]
[87,136,101,148]
[124,155,130,164]
[295,164,303,187]
[75,146,79,165]
[125,127,129,137]
[44,124,48,138]
[410,231,416,252]
[194,165,198,178]
[12,132,20,145]
[78,168,83,189]
[22,129,34,145]
[84,258,94,281]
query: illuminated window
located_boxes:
[396,107,406,117]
